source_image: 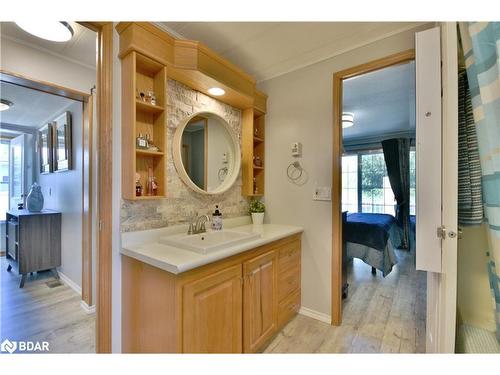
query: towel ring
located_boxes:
[287,161,303,180]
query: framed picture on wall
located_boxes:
[52,111,72,172]
[38,123,53,174]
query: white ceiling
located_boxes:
[342,61,415,141]
[0,81,76,128]
[0,22,97,70]
[158,22,426,82]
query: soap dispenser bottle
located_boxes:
[212,205,223,230]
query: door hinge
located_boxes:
[437,225,446,239]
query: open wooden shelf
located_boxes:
[136,149,164,157]
[136,99,164,114]
[242,108,266,197]
[122,51,167,200]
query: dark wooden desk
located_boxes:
[5,209,61,288]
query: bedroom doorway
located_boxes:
[331,50,428,352]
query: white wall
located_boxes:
[1,38,95,94]
[37,101,84,287]
[258,24,432,317]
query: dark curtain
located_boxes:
[382,138,410,250]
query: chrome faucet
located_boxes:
[187,213,211,235]
[194,214,211,234]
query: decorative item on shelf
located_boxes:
[136,90,146,102]
[146,134,160,152]
[254,127,259,137]
[149,91,157,106]
[136,133,148,149]
[253,156,262,167]
[151,176,158,196]
[135,173,142,197]
[146,167,158,196]
[249,199,265,225]
[253,177,258,195]
[26,182,44,212]
[145,90,156,105]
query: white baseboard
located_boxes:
[58,271,82,296]
[80,300,96,314]
[58,271,96,314]
[299,306,332,324]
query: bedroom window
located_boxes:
[342,149,416,216]
[360,153,395,215]
[409,150,416,215]
[341,155,358,213]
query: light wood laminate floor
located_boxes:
[0,257,95,353]
[264,248,427,353]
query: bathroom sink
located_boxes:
[159,230,260,255]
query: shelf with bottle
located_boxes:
[136,132,163,155]
[134,165,160,198]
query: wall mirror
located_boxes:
[173,111,241,195]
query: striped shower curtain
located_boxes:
[459,22,500,343]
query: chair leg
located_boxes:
[371,267,377,275]
[19,274,26,288]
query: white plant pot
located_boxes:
[251,212,265,225]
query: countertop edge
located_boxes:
[120,225,303,275]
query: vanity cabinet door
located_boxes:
[183,264,243,353]
[243,250,278,353]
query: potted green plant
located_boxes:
[249,199,265,225]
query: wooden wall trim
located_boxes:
[331,49,415,326]
[82,96,93,307]
[94,22,114,353]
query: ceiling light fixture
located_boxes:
[15,21,74,42]
[0,99,14,112]
[342,112,354,128]
[208,87,225,96]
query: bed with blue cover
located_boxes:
[344,213,404,276]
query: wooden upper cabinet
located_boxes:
[182,265,243,353]
[242,250,278,353]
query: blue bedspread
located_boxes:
[344,213,397,251]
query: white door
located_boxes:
[9,134,34,210]
[415,24,458,353]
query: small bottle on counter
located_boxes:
[212,205,223,230]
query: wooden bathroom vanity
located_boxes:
[121,230,302,353]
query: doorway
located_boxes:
[331,50,431,352]
[0,21,113,353]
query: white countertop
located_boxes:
[120,218,303,274]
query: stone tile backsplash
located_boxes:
[121,79,249,232]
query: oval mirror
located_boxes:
[173,111,241,195]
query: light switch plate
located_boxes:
[313,186,332,201]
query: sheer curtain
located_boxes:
[459,22,500,343]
